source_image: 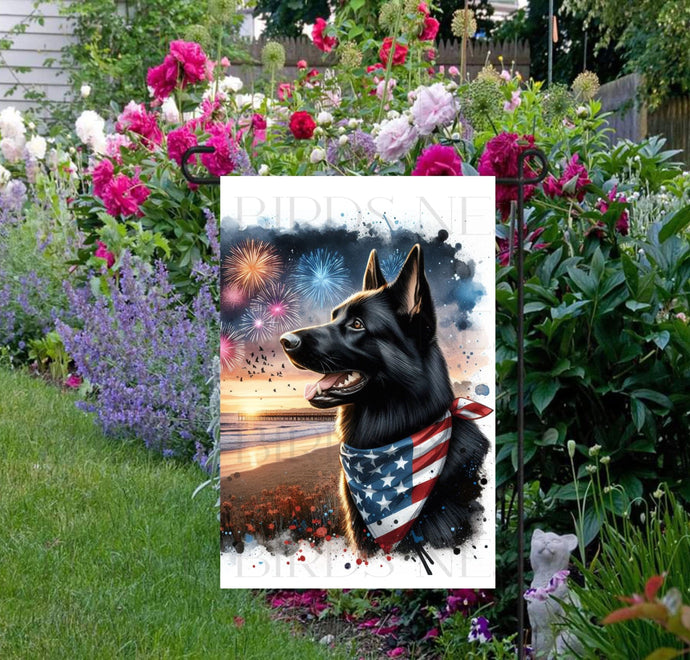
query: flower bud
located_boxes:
[567,440,576,458]
[309,147,325,164]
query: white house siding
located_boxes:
[0,0,76,113]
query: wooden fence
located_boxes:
[597,73,690,164]
[229,36,530,87]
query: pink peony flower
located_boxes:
[448,65,460,76]
[420,16,440,41]
[312,18,337,53]
[166,125,198,166]
[94,240,115,268]
[91,159,114,198]
[252,113,267,131]
[410,82,456,135]
[116,102,163,148]
[297,59,307,69]
[289,111,317,139]
[104,133,132,162]
[594,185,629,235]
[65,374,82,388]
[201,122,237,176]
[560,153,591,202]
[503,89,522,112]
[376,77,397,102]
[478,132,537,218]
[412,144,463,176]
[379,38,408,66]
[277,82,293,101]
[542,174,562,198]
[146,40,210,100]
[374,115,418,162]
[497,226,548,266]
[102,173,151,218]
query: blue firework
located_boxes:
[380,250,406,282]
[292,249,351,307]
[239,308,275,342]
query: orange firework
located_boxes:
[223,240,282,294]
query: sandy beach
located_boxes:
[220,434,341,501]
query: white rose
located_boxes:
[258,164,269,176]
[25,134,47,160]
[316,110,333,126]
[309,147,325,164]
[161,96,180,123]
[80,84,92,98]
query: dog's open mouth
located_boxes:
[304,370,368,404]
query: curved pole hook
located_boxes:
[180,146,220,186]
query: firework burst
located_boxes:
[239,307,275,342]
[220,325,244,372]
[292,249,351,307]
[221,284,247,311]
[223,240,282,294]
[380,249,406,282]
[253,282,301,331]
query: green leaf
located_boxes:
[651,330,671,351]
[632,389,673,409]
[658,205,690,243]
[567,266,597,297]
[532,379,560,416]
[625,300,650,311]
[631,397,647,431]
[644,649,681,660]
[540,428,560,446]
[582,506,603,545]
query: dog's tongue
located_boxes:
[304,373,344,401]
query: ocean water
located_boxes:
[220,416,336,451]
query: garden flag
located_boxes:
[219,177,496,588]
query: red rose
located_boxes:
[420,16,439,41]
[312,18,337,53]
[289,111,316,140]
[379,38,408,66]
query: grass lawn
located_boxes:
[0,367,341,659]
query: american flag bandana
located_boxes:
[339,397,492,552]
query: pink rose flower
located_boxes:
[420,16,440,41]
[410,82,456,135]
[146,40,210,100]
[166,125,198,166]
[374,115,418,162]
[102,173,151,218]
[91,159,114,198]
[94,240,115,268]
[312,18,337,53]
[412,144,463,176]
[116,101,163,148]
[448,65,460,76]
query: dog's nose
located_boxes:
[280,332,301,352]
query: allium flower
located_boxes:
[201,122,237,176]
[102,173,151,218]
[572,70,600,102]
[312,18,337,53]
[116,102,163,147]
[91,158,115,198]
[0,106,25,140]
[379,38,408,66]
[161,96,180,123]
[420,16,440,41]
[75,110,106,150]
[338,42,363,69]
[167,125,198,166]
[412,144,463,176]
[261,41,286,73]
[410,82,456,135]
[451,7,477,38]
[25,135,47,160]
[147,40,210,100]
[374,115,418,162]
[478,132,537,218]
[208,0,237,20]
[94,241,116,268]
[289,111,317,140]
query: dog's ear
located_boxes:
[362,249,387,290]
[390,244,435,333]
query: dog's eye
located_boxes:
[349,318,365,331]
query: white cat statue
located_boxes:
[526,529,582,659]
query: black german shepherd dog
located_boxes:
[280,245,489,554]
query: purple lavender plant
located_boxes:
[57,252,219,456]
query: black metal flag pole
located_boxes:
[180,146,551,657]
[497,148,549,658]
